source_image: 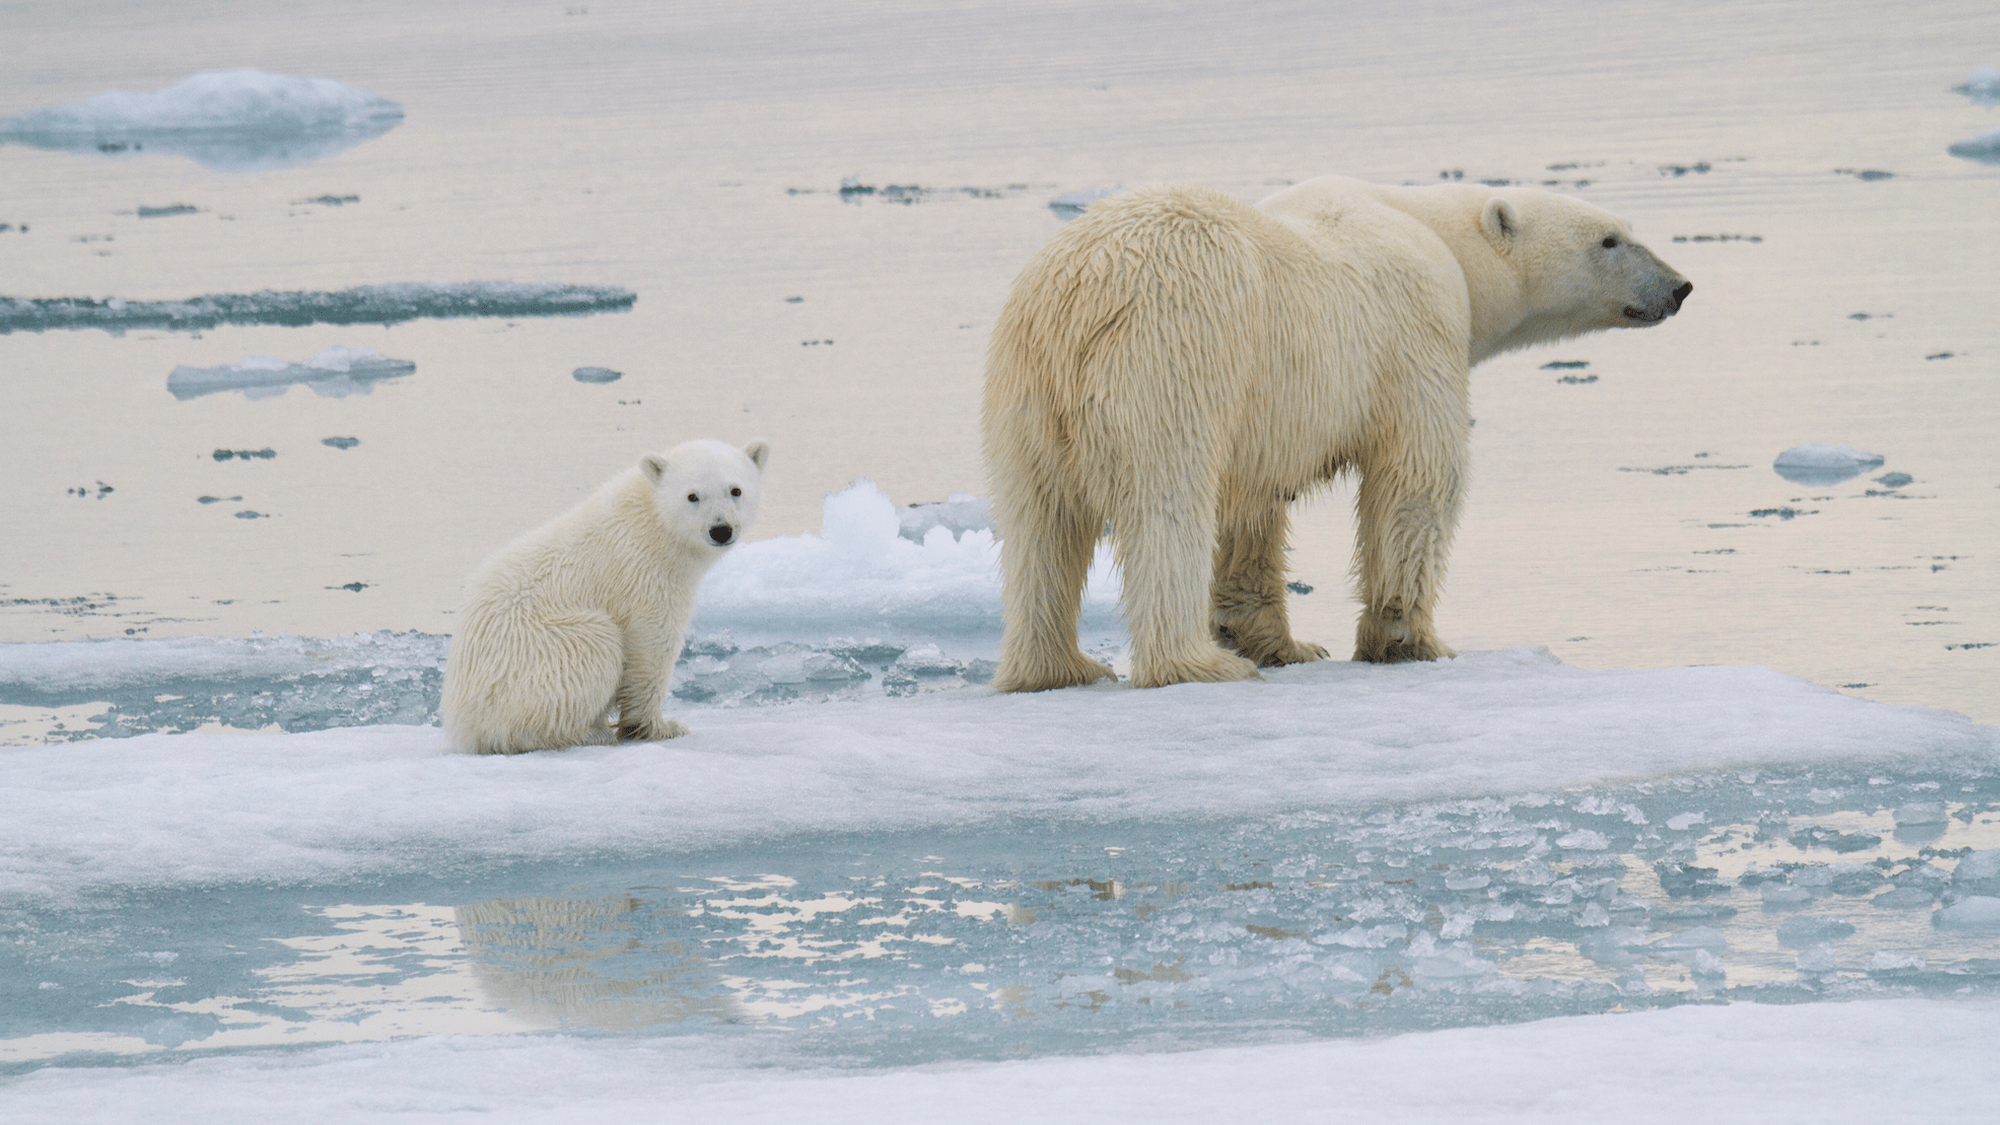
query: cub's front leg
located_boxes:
[614,618,689,741]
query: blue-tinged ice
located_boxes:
[1948,125,2000,166]
[167,345,414,400]
[0,69,403,172]
[0,281,636,335]
[1772,443,1884,484]
[1049,187,1121,220]
[1954,65,2000,105]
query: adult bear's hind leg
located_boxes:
[1211,492,1329,667]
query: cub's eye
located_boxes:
[686,492,699,503]
[1601,235,1619,249]
[730,487,742,497]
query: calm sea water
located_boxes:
[2,0,1995,724]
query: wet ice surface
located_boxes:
[4,746,1995,1071]
[0,282,636,335]
[0,69,402,172]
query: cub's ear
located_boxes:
[640,453,669,485]
[1481,196,1520,246]
[743,439,770,471]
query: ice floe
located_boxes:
[1772,443,1885,485]
[1954,64,2000,105]
[167,345,414,401]
[0,282,636,335]
[0,69,403,172]
[1948,125,2000,165]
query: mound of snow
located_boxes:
[695,480,1120,636]
[0,69,403,171]
[1772,443,1884,484]
[167,345,415,400]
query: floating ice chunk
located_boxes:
[898,495,992,543]
[1049,187,1121,220]
[695,480,1121,635]
[167,346,414,400]
[1555,829,1609,850]
[1665,811,1706,831]
[1869,951,1925,971]
[1954,65,2000,105]
[1892,801,1947,825]
[1932,896,2000,928]
[1772,444,1884,484]
[1796,942,1840,972]
[572,366,622,384]
[1577,902,1611,927]
[1777,917,1855,946]
[1,282,637,336]
[1949,126,2000,166]
[1652,925,1727,951]
[0,69,404,172]
[1951,849,2000,895]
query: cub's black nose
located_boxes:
[709,525,734,545]
[1671,281,1693,311]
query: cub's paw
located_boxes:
[1353,635,1455,664]
[618,717,690,742]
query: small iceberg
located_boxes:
[0,281,636,335]
[168,346,414,401]
[0,69,404,172]
[1772,443,1884,485]
[1948,125,2000,166]
[1953,65,2000,106]
[572,366,622,384]
[1049,187,1121,220]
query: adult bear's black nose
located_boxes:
[1670,281,1693,311]
[709,524,734,545]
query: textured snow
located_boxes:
[4,998,1998,1125]
[0,69,403,171]
[4,646,1992,901]
[0,282,636,335]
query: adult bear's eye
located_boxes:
[687,492,699,503]
[1601,235,1618,248]
[730,487,741,497]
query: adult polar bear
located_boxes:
[983,177,1690,692]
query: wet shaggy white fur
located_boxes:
[983,176,1690,692]
[442,439,769,754]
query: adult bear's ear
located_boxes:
[1481,197,1520,248]
[743,439,770,471]
[641,453,669,485]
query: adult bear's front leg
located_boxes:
[1351,371,1467,664]
[614,618,689,741]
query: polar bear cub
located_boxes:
[442,438,769,754]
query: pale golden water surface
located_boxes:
[2,0,1995,718]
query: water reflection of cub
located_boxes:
[453,895,740,1031]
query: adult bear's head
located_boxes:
[1479,188,1692,346]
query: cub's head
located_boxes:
[642,438,770,549]
[1480,189,1692,341]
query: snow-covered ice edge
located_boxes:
[4,648,1992,901]
[4,996,1997,1125]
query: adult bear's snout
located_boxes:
[709,525,734,545]
[1670,280,1693,312]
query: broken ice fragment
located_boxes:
[1772,444,1883,485]
[572,366,622,384]
[170,346,414,400]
